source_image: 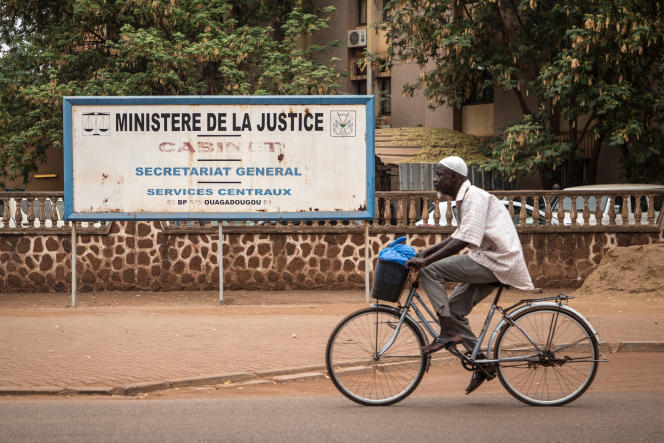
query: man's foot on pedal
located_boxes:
[465,365,497,394]
[422,333,462,354]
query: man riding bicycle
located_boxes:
[405,156,534,394]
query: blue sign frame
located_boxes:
[63,95,375,221]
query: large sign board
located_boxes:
[63,96,375,221]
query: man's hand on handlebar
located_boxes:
[406,256,428,269]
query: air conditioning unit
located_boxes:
[347,29,367,48]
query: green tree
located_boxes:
[383,0,664,185]
[0,0,341,187]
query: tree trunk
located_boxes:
[538,169,556,190]
[565,155,576,187]
[566,118,579,186]
[585,134,606,185]
[512,87,532,116]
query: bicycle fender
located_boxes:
[486,302,600,357]
[370,303,400,311]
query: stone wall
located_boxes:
[1,221,662,292]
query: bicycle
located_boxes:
[325,270,605,406]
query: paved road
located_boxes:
[1,392,663,442]
[2,353,663,442]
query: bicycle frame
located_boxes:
[372,273,602,366]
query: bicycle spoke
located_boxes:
[552,336,592,353]
[551,365,569,395]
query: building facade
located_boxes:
[314,0,491,133]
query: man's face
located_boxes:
[433,164,458,196]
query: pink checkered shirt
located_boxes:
[451,181,534,290]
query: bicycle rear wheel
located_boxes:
[494,306,599,406]
[325,306,427,406]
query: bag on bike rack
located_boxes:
[377,236,416,266]
[372,237,414,303]
[372,259,409,303]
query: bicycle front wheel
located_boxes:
[494,306,599,406]
[325,306,427,406]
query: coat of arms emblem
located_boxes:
[331,111,356,137]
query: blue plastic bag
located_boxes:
[378,236,416,267]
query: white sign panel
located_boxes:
[63,96,375,220]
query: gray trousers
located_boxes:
[420,254,498,352]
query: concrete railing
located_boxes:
[0,192,110,234]
[375,189,664,233]
[1,189,662,235]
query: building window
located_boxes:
[379,78,391,115]
[463,68,494,105]
[359,0,367,25]
[382,0,390,21]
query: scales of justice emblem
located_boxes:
[331,111,356,137]
[82,112,111,136]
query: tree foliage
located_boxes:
[0,0,341,186]
[384,0,664,185]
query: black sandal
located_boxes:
[422,335,462,354]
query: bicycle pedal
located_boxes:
[479,365,497,379]
[444,344,458,354]
[445,344,465,359]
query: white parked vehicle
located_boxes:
[551,184,664,225]
[416,200,558,226]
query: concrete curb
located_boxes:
[599,342,612,354]
[1,342,661,397]
[616,341,664,353]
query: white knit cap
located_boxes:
[439,155,468,177]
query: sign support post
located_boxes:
[71,223,77,307]
[219,222,224,306]
[365,220,370,303]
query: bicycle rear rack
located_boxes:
[504,294,574,313]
